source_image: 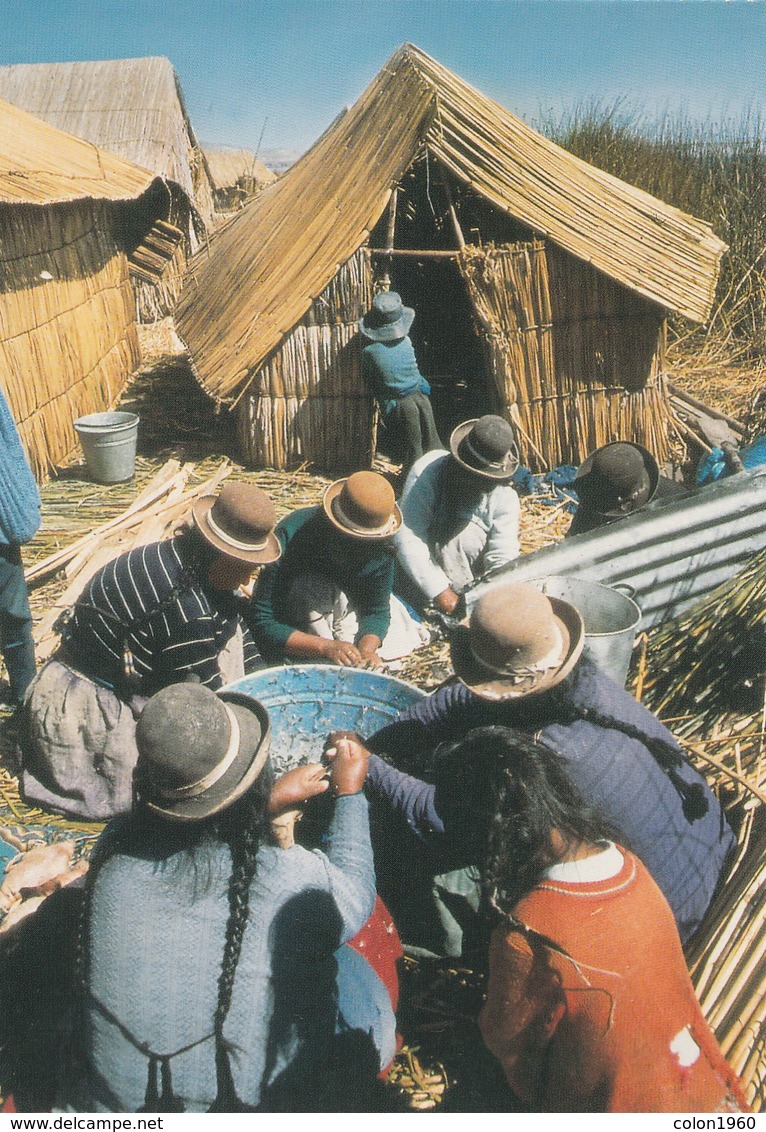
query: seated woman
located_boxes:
[21,483,279,821]
[250,471,428,669]
[61,682,397,1113]
[472,726,748,1113]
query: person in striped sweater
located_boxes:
[21,483,279,821]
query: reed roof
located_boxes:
[0,97,158,204]
[0,57,211,213]
[203,147,276,191]
[176,43,727,404]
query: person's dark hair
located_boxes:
[432,725,613,917]
[76,762,274,1112]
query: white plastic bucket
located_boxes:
[73,411,139,484]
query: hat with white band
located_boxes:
[193,482,281,565]
[135,684,271,822]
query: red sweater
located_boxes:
[479,849,748,1112]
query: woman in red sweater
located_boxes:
[435,726,749,1113]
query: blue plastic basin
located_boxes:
[224,664,425,774]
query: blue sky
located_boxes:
[3,1,765,162]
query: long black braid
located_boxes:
[538,660,710,823]
[75,763,274,1113]
[208,779,273,1112]
[429,725,615,915]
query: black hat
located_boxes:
[134,684,271,822]
[450,416,520,481]
[359,291,415,342]
[574,442,659,518]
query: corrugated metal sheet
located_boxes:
[0,57,214,225]
[0,97,157,204]
[469,466,766,630]
[176,43,726,404]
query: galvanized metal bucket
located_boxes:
[529,575,642,688]
[224,664,425,775]
[73,411,139,483]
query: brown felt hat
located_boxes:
[134,683,271,822]
[359,291,415,342]
[574,442,659,518]
[323,471,402,539]
[450,416,520,481]
[451,582,584,701]
[192,482,281,565]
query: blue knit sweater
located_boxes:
[63,794,375,1112]
[0,384,40,545]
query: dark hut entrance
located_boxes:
[368,155,535,450]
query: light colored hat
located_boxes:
[359,291,415,342]
[134,684,271,822]
[192,482,281,565]
[323,471,402,539]
[450,416,520,481]
[574,442,659,518]
[451,582,585,701]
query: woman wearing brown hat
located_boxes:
[21,482,281,821]
[394,415,521,616]
[56,683,397,1112]
[357,582,733,957]
[250,471,429,669]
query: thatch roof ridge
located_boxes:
[203,146,276,190]
[0,96,159,204]
[176,42,726,404]
[177,48,435,401]
[407,44,725,322]
[0,56,212,216]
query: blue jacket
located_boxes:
[0,385,40,545]
[367,657,734,943]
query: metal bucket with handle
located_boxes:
[528,575,642,687]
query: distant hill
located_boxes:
[258,147,302,174]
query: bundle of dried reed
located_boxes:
[642,546,766,790]
[28,459,233,661]
[0,200,139,479]
[460,241,672,471]
[686,808,766,1111]
[237,249,375,469]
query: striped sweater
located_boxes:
[64,533,261,693]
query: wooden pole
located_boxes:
[380,187,399,289]
[368,247,461,259]
[439,164,466,250]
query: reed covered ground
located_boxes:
[3,104,766,1105]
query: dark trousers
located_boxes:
[383,390,442,475]
[0,543,36,704]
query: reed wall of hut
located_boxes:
[125,183,193,323]
[0,200,140,480]
[236,249,375,471]
[459,241,670,471]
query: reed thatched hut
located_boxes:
[0,97,164,480]
[175,44,727,473]
[0,56,215,321]
[203,147,277,213]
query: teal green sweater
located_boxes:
[361,337,431,417]
[249,507,395,660]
